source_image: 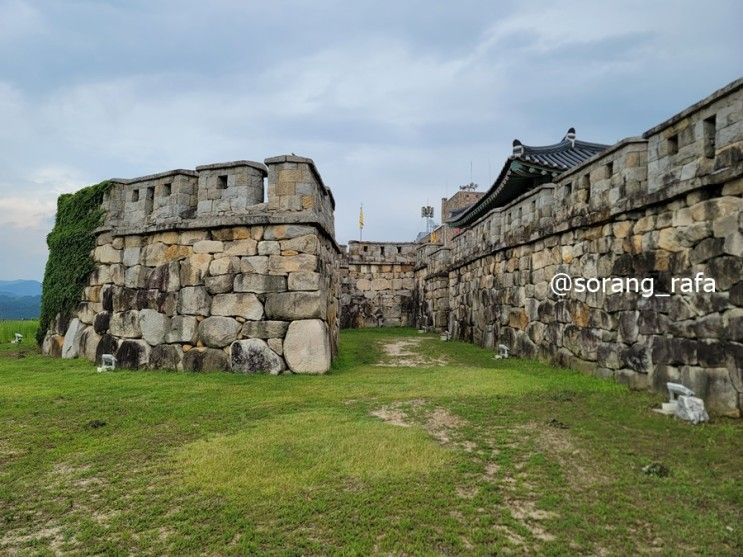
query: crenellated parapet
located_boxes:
[411,78,743,416]
[339,242,417,328]
[100,155,336,242]
[43,154,340,376]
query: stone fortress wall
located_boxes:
[340,241,417,328]
[42,155,340,374]
[39,78,742,413]
[354,79,743,416]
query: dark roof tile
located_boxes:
[449,131,609,227]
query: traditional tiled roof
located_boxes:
[515,130,608,170]
[448,128,609,228]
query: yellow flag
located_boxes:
[359,205,364,229]
[430,229,437,243]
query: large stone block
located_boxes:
[223,239,258,256]
[62,318,85,359]
[182,348,230,372]
[241,320,289,339]
[193,240,224,254]
[139,309,170,346]
[690,197,741,222]
[620,343,652,373]
[209,256,240,276]
[95,334,118,365]
[258,241,281,255]
[268,254,317,274]
[150,344,183,370]
[77,302,100,325]
[198,316,241,348]
[233,274,286,293]
[205,274,234,294]
[80,326,101,362]
[265,291,325,320]
[263,224,315,240]
[147,262,180,292]
[124,265,151,289]
[211,293,264,320]
[110,264,125,286]
[562,325,599,361]
[164,244,192,261]
[93,311,110,335]
[268,338,283,355]
[101,285,114,311]
[95,244,121,264]
[704,367,740,418]
[280,234,318,254]
[179,254,212,286]
[43,333,64,357]
[165,315,198,344]
[151,231,179,245]
[210,227,247,241]
[109,310,141,338]
[178,230,209,246]
[240,256,269,274]
[178,286,211,316]
[283,319,331,374]
[116,339,150,369]
[142,243,167,266]
[288,271,321,291]
[706,255,743,290]
[122,246,141,266]
[230,339,285,374]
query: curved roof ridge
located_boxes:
[449,131,611,228]
[517,138,609,155]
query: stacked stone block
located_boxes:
[43,155,339,374]
[195,161,266,215]
[266,155,336,238]
[104,170,200,226]
[340,242,417,327]
[413,79,742,416]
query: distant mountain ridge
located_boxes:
[0,280,42,298]
[0,280,42,319]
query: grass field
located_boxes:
[0,327,741,555]
[0,319,38,344]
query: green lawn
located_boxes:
[0,327,741,555]
[0,320,38,344]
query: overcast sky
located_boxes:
[1,0,741,280]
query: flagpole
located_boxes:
[359,203,364,241]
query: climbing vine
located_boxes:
[37,181,111,344]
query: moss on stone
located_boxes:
[37,181,111,344]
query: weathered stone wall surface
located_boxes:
[43,155,340,374]
[340,241,417,327]
[414,79,743,416]
[413,244,451,330]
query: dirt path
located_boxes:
[374,337,448,367]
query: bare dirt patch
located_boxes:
[0,525,67,555]
[369,401,468,450]
[523,422,611,490]
[455,485,479,499]
[369,407,410,427]
[503,498,558,542]
[374,338,448,367]
[0,439,22,463]
[483,462,499,479]
[493,524,527,548]
[424,407,465,444]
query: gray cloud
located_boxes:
[0,0,741,279]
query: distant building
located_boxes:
[416,186,485,245]
[448,129,608,228]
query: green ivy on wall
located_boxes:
[37,181,111,344]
